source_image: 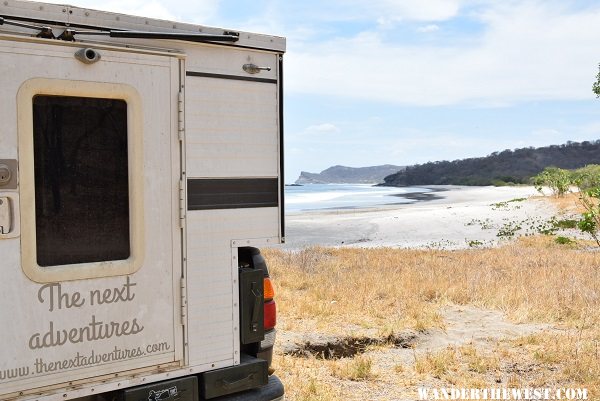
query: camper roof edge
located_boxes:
[0,0,286,53]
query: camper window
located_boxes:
[32,96,131,267]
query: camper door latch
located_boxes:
[243,64,271,74]
[0,197,11,235]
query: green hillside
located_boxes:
[382,140,600,187]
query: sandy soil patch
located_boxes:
[278,305,554,401]
[280,305,551,364]
[371,305,552,366]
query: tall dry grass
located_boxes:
[266,238,599,331]
[265,237,600,399]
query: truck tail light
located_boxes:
[263,277,276,330]
[264,300,276,330]
[263,277,275,300]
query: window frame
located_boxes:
[18,78,145,283]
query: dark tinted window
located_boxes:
[33,96,130,267]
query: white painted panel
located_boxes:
[0,39,181,397]
[185,77,279,178]
[185,47,278,80]
[185,208,278,366]
[187,207,279,245]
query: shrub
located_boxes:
[572,165,600,190]
[578,188,600,247]
[532,167,572,196]
[555,236,575,245]
[532,165,600,247]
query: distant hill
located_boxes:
[382,140,600,187]
[296,164,405,184]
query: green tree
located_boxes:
[572,165,600,190]
[582,67,600,245]
[594,63,600,97]
[532,167,572,196]
[578,188,600,247]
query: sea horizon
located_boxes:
[284,183,432,212]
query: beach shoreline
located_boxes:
[283,185,561,250]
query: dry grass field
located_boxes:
[265,228,600,399]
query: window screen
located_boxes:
[32,96,130,267]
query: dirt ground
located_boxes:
[277,305,556,400]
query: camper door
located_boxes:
[0,39,182,396]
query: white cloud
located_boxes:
[302,123,341,135]
[345,0,462,22]
[417,24,440,33]
[286,2,600,106]
[40,0,219,24]
[381,0,460,21]
[100,1,176,20]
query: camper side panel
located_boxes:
[185,209,279,366]
[185,77,278,177]
[183,48,281,367]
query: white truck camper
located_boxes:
[0,2,285,401]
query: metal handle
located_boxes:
[243,63,271,74]
[250,282,262,332]
[0,197,11,235]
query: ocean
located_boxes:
[284,183,431,212]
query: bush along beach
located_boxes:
[532,165,600,247]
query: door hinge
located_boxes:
[179,179,186,228]
[180,277,188,326]
[178,91,185,142]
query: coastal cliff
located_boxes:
[296,164,404,184]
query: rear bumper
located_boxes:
[210,375,284,401]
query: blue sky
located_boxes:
[45,0,600,183]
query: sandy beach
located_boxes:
[283,185,561,249]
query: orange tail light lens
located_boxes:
[263,277,275,300]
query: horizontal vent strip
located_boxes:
[188,178,279,210]
[186,71,278,84]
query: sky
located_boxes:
[42,0,600,183]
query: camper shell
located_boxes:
[0,1,285,400]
